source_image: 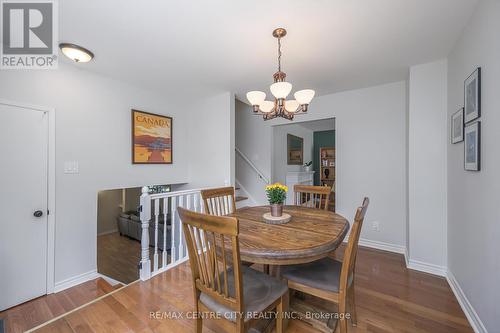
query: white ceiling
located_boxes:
[59,0,478,99]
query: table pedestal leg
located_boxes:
[290,295,338,333]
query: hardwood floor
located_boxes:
[97,232,141,284]
[0,278,118,333]
[97,232,168,284]
[32,246,472,333]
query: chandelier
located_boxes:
[246,28,315,121]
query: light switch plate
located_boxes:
[64,161,79,174]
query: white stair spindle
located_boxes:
[180,194,188,258]
[162,198,168,269]
[194,192,200,213]
[139,187,151,281]
[224,195,229,214]
[200,192,205,213]
[170,196,177,264]
[153,199,159,272]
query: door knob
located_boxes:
[33,210,43,218]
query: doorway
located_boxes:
[271,118,336,210]
[0,101,55,311]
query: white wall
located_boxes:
[236,82,407,247]
[407,60,448,272]
[186,92,235,188]
[447,1,500,331]
[0,64,228,286]
[124,187,142,212]
[235,100,273,203]
[96,189,122,235]
[272,124,314,184]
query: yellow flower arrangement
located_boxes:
[265,183,288,204]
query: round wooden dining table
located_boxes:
[228,205,349,265]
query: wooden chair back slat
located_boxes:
[201,187,236,216]
[294,185,332,211]
[179,207,243,311]
[339,197,369,293]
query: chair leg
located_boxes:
[195,317,202,333]
[338,298,347,333]
[348,285,357,327]
[236,318,245,333]
[276,296,284,333]
[196,299,203,333]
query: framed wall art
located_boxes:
[464,67,481,123]
[287,134,304,165]
[132,110,172,164]
[451,108,464,144]
[464,121,480,171]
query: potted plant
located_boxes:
[304,161,312,172]
[265,183,288,217]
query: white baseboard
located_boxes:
[97,228,118,236]
[346,238,484,332]
[407,259,447,277]
[446,271,488,333]
[356,238,407,254]
[349,238,447,277]
[53,269,99,293]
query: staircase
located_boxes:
[235,187,248,205]
[234,183,258,208]
[235,147,270,206]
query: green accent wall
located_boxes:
[313,130,335,185]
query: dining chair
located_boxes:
[201,186,236,216]
[201,186,256,268]
[293,185,332,211]
[178,207,288,333]
[281,197,369,333]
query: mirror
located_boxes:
[287,134,303,165]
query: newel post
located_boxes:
[139,186,151,280]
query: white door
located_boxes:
[0,103,48,311]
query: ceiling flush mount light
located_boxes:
[59,43,94,63]
[246,28,315,121]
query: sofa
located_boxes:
[117,211,172,250]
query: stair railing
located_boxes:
[235,147,270,184]
[139,187,208,280]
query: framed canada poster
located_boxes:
[132,110,172,164]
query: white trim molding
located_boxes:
[407,259,447,277]
[357,238,407,254]
[446,271,488,333]
[97,228,119,236]
[54,270,99,293]
[343,235,483,332]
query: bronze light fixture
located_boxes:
[246,28,315,121]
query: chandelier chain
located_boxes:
[277,37,282,72]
